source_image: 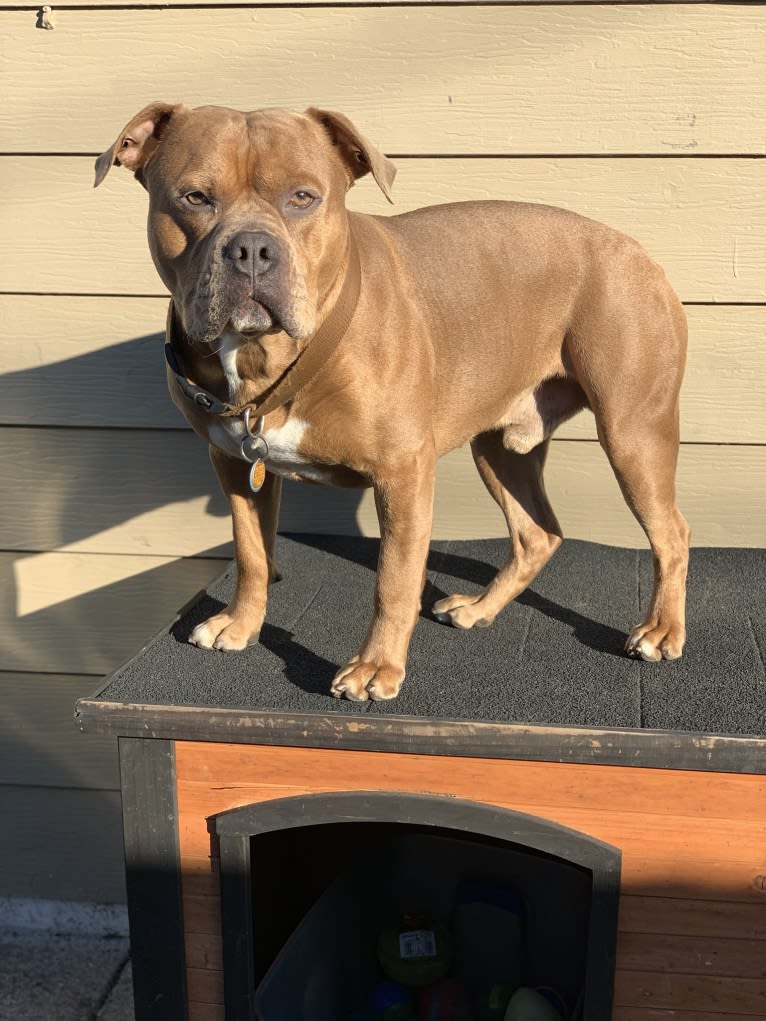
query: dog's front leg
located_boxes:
[189,447,282,651]
[331,450,436,701]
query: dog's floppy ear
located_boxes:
[306,108,396,204]
[94,102,183,188]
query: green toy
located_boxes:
[377,914,452,987]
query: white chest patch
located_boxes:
[206,415,333,483]
[263,418,333,483]
[217,331,244,400]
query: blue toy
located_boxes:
[369,980,416,1019]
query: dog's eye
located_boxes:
[184,191,210,207]
[288,191,316,210]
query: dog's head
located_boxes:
[95,104,395,344]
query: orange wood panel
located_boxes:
[618,894,766,940]
[189,1005,225,1021]
[175,780,766,910]
[617,858,765,904]
[182,867,218,899]
[175,784,766,903]
[174,740,766,1018]
[176,779,765,866]
[186,966,225,1007]
[177,786,315,853]
[613,1012,758,1021]
[176,743,766,823]
[183,893,221,936]
[186,931,225,972]
[617,932,766,979]
[614,972,766,1014]
[181,871,223,1016]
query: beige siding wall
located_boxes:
[1,2,763,904]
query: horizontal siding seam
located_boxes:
[5,151,766,159]
[4,1,764,10]
[0,545,231,560]
[1,425,765,448]
[0,781,120,795]
[0,667,105,680]
[3,294,765,308]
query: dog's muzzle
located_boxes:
[221,229,284,336]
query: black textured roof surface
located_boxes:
[96,535,765,737]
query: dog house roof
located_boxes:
[76,536,766,773]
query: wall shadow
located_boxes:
[0,335,367,904]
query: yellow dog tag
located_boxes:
[249,458,267,493]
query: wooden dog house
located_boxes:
[76,536,766,1020]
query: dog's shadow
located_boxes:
[170,534,628,694]
[284,535,627,661]
[170,593,342,695]
[421,545,627,659]
[259,622,342,695]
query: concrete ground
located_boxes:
[0,903,134,1021]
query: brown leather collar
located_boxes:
[165,230,362,421]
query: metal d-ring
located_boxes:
[240,408,269,463]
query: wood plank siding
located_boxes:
[1,0,763,906]
[3,7,764,155]
[173,742,766,1020]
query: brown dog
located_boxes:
[95,103,690,701]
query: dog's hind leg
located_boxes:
[597,417,690,661]
[433,432,563,630]
[572,272,691,661]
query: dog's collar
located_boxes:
[164,230,362,422]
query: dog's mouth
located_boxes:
[228,295,280,337]
[182,259,315,345]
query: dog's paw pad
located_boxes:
[632,639,663,662]
[330,678,370,702]
[189,615,256,652]
[432,596,493,631]
[330,658,368,701]
[659,640,683,661]
[625,625,685,662]
[188,621,219,649]
[366,667,405,701]
[331,660,404,701]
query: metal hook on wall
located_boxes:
[37,6,55,30]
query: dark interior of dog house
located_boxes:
[212,793,621,1020]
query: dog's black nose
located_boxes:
[223,231,279,277]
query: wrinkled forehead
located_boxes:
[149,106,340,192]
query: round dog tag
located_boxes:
[249,458,267,493]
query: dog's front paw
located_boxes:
[189,612,260,652]
[330,657,405,701]
[625,621,685,661]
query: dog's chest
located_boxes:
[208,334,332,483]
[204,413,333,485]
[262,418,336,484]
[205,335,372,486]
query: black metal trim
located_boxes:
[217,832,257,1021]
[75,699,766,775]
[119,738,188,1021]
[212,791,621,1021]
